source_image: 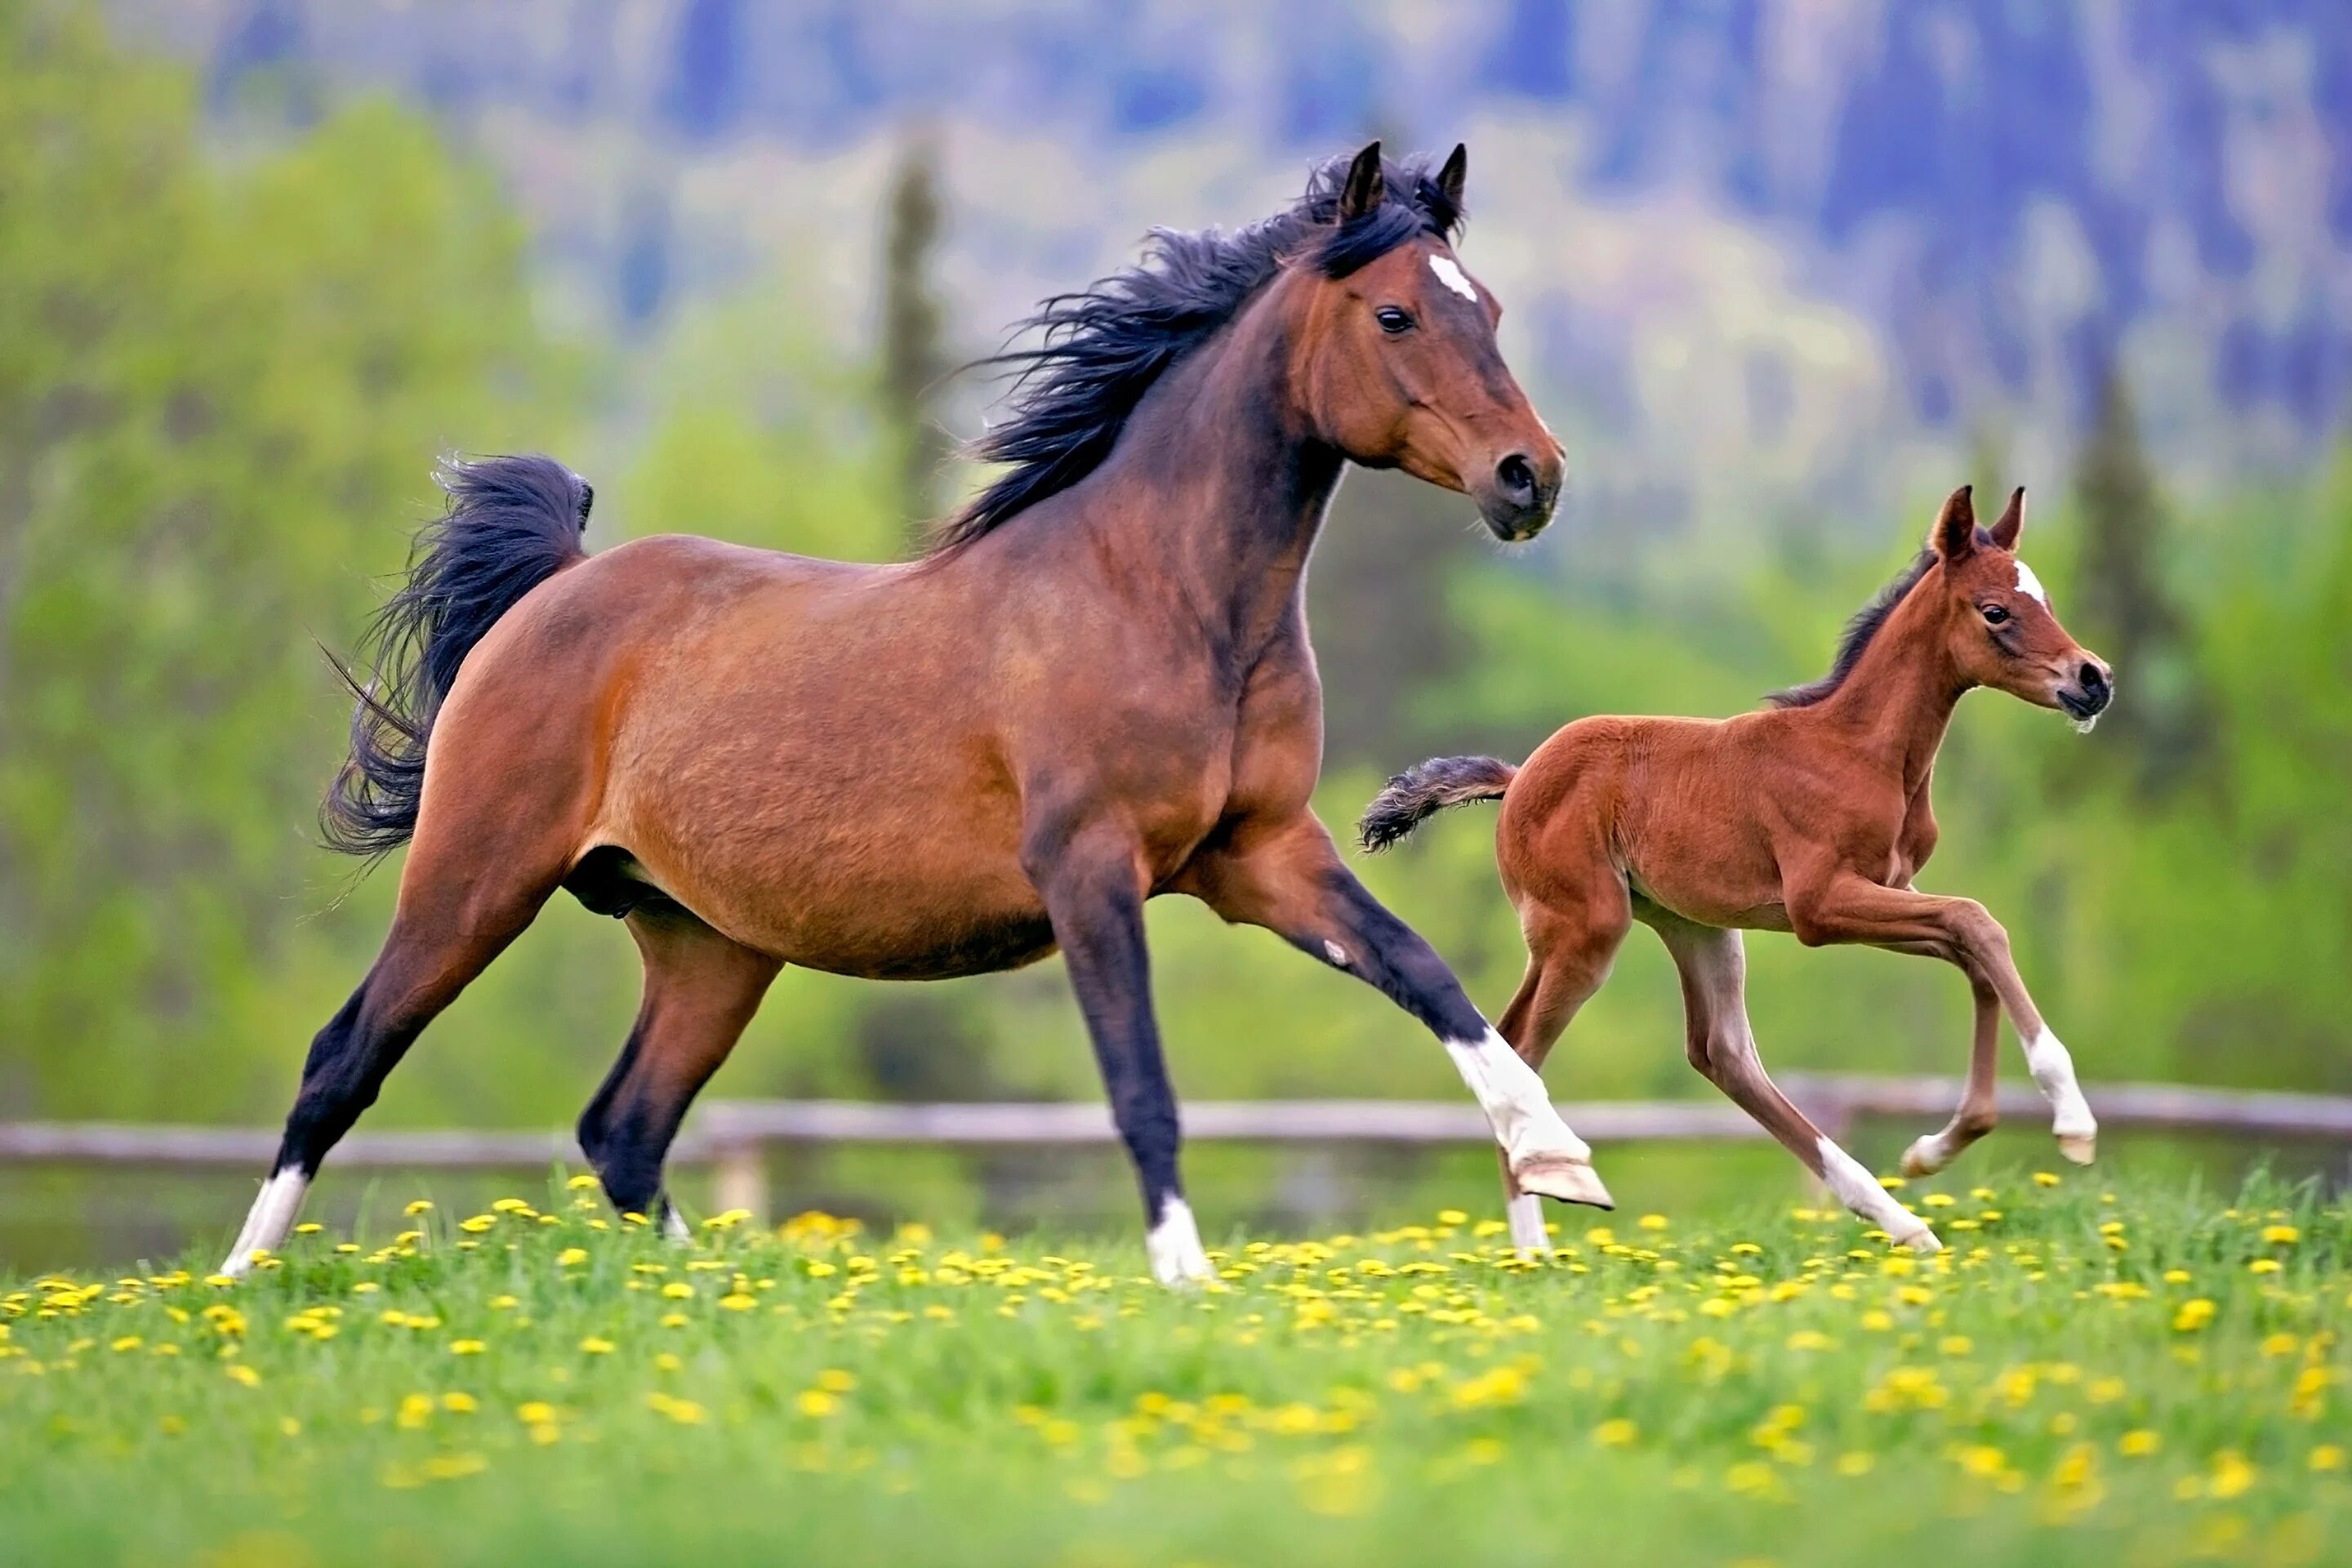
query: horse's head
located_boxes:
[1290,142,1565,541]
[1928,485,2114,728]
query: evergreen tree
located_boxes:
[2070,368,2208,794]
[878,131,951,539]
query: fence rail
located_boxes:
[4,1076,2349,1223]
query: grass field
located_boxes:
[2,1166,2346,1567]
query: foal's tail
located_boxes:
[1356,755,1519,852]
[321,454,592,858]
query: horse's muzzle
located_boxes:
[1477,450,1562,541]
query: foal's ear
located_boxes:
[1930,484,1978,561]
[1338,140,1386,221]
[1436,143,1468,208]
[1989,485,2026,550]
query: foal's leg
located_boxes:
[1178,814,1612,1209]
[1494,894,1631,1253]
[1650,916,1940,1252]
[1898,958,2003,1177]
[1024,817,1208,1285]
[218,840,568,1276]
[1788,873,2096,1164]
[577,902,780,1232]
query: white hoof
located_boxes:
[1899,1134,1950,1178]
[2056,1129,2097,1165]
[1147,1196,1214,1287]
[1891,1222,1944,1254]
[1512,1155,1614,1210]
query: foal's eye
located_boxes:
[1374,305,1414,335]
[1981,604,2011,626]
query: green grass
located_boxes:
[2,1168,2346,1567]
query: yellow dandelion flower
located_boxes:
[1637,1214,1669,1231]
[442,1392,477,1414]
[557,1248,589,1267]
[661,1281,694,1299]
[566,1174,600,1190]
[2262,1225,2301,1245]
[450,1339,485,1356]
[815,1368,857,1393]
[458,1216,496,1234]
[718,1293,756,1312]
[293,1223,323,1236]
[2310,1446,2345,1472]
[1836,1452,1876,1477]
[2032,1172,2060,1187]
[796,1389,839,1418]
[2118,1430,2161,1458]
[2248,1258,2283,1275]
[579,1337,614,1355]
[403,1200,434,1215]
[518,1401,557,1425]
[225,1363,261,1388]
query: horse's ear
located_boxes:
[1930,485,1978,562]
[1436,143,1468,208]
[1989,485,2025,550]
[1338,140,1385,221]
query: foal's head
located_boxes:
[1288,142,1566,541]
[1925,485,2114,726]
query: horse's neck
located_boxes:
[1811,598,1967,797]
[1081,289,1343,650]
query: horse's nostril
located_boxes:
[2079,663,2106,691]
[1496,453,1536,501]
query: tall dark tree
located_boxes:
[2071,368,2208,792]
[878,131,951,538]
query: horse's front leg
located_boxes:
[1022,816,1211,1285]
[1178,814,1613,1209]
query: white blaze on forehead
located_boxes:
[2014,559,2048,605]
[1428,254,1479,302]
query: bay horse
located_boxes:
[1358,486,2114,1254]
[220,142,1610,1285]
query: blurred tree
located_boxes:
[2069,368,2210,794]
[878,131,951,540]
[0,2,560,1120]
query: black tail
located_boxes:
[321,455,592,859]
[1356,755,1519,852]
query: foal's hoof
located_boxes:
[1899,1135,1951,1179]
[1513,1156,1615,1210]
[2056,1130,2098,1165]
[1890,1222,1944,1254]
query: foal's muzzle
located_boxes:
[2056,661,2113,721]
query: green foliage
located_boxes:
[0,5,565,1119]
[2,1170,2346,1566]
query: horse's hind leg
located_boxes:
[1651,915,1941,1253]
[577,902,778,1232]
[219,844,566,1275]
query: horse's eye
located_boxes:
[1981,604,2010,626]
[1374,305,1414,335]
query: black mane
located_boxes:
[1766,548,1939,709]
[929,150,1466,555]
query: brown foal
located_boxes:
[1360,485,2114,1254]
[220,143,1610,1285]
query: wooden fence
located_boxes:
[3,1075,2349,1224]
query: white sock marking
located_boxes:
[1444,1029,1592,1169]
[2014,559,2048,605]
[1817,1138,1938,1250]
[1505,1190,1548,1254]
[2025,1027,2096,1145]
[1146,1195,1213,1285]
[218,1167,310,1277]
[1429,254,1479,302]
[662,1204,693,1243]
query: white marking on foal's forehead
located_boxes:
[2013,559,2047,605]
[1428,254,1478,302]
